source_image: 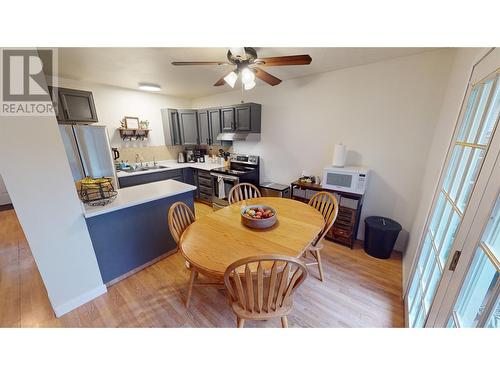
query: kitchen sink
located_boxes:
[120,165,169,173]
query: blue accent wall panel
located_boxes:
[86,192,194,284]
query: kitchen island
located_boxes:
[84,179,196,285]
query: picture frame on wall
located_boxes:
[124,116,140,129]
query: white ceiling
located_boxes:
[53,47,437,99]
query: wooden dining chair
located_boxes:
[228,183,261,204]
[305,191,339,281]
[168,202,198,308]
[224,255,308,328]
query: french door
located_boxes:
[444,180,500,328]
[406,48,500,327]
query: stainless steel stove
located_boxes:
[210,153,260,209]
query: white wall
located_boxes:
[402,48,488,289]
[50,76,191,148]
[192,49,455,250]
[0,99,106,317]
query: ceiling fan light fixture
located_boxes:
[229,47,246,59]
[223,71,238,88]
[241,68,255,85]
[138,83,161,92]
[244,80,256,91]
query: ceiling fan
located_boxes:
[171,47,312,90]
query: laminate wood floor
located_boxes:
[0,202,404,327]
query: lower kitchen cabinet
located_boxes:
[118,169,183,188]
[118,167,213,205]
[195,169,213,204]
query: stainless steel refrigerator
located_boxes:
[59,124,118,188]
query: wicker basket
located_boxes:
[78,177,117,206]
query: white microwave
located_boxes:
[322,166,369,195]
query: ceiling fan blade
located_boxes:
[254,67,282,86]
[214,75,227,86]
[172,61,230,66]
[253,54,312,67]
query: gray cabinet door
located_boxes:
[197,110,210,145]
[221,107,235,132]
[208,109,222,145]
[178,110,199,145]
[165,109,182,145]
[58,87,98,123]
[235,105,251,131]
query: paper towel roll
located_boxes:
[332,143,347,167]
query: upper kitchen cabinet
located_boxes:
[162,109,182,146]
[178,109,199,145]
[208,108,222,145]
[221,107,235,132]
[222,103,261,133]
[49,87,98,124]
[198,108,223,145]
[197,110,210,145]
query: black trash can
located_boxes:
[364,216,402,259]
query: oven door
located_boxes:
[210,173,239,209]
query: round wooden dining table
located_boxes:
[180,197,325,279]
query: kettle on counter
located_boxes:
[178,152,186,163]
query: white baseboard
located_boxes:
[52,284,107,318]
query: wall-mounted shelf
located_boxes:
[118,128,151,141]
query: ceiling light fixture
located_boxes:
[223,71,238,88]
[244,80,256,91]
[138,83,161,92]
[241,68,255,85]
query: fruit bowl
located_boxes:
[241,205,277,229]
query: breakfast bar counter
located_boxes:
[84,180,196,284]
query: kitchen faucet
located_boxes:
[135,153,143,168]
[153,155,158,167]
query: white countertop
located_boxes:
[116,160,223,178]
[83,179,197,218]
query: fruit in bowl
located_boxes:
[243,206,275,219]
[241,205,277,229]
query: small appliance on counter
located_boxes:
[322,166,369,195]
[178,151,186,163]
[194,149,206,163]
[186,150,196,163]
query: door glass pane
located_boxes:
[439,212,461,266]
[483,195,500,259]
[457,86,480,142]
[449,194,500,328]
[429,192,446,233]
[407,71,499,328]
[478,78,500,145]
[457,148,486,212]
[443,146,461,193]
[466,80,493,143]
[424,265,441,310]
[485,297,500,328]
[449,147,472,201]
[434,202,453,246]
[451,249,498,328]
